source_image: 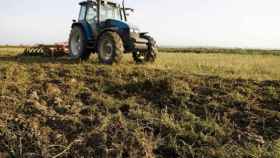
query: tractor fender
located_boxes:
[71,22,93,41]
[140,34,156,45]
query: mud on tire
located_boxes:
[97,31,124,64]
[69,26,91,60]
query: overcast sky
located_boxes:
[1,0,280,48]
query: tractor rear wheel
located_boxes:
[97,31,124,64]
[133,35,158,63]
[69,26,91,60]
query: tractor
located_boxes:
[69,0,158,64]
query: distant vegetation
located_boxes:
[159,47,280,55]
[0,45,29,48]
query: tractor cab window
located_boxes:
[79,5,86,21]
[100,4,122,21]
[86,6,97,23]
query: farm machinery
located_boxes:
[24,0,158,64]
[22,43,68,57]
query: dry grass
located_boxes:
[0,47,280,158]
[151,53,280,80]
[1,47,280,80]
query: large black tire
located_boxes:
[97,31,124,64]
[133,35,158,63]
[69,26,91,60]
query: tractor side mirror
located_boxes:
[125,8,134,13]
[125,8,134,16]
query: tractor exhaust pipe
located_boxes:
[122,0,127,21]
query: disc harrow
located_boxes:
[22,43,69,57]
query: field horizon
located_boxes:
[2,44,280,51]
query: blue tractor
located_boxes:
[69,0,158,64]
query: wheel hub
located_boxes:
[101,40,114,60]
[136,51,145,60]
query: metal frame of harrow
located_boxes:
[23,44,68,57]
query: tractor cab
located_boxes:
[69,0,158,64]
[78,0,126,24]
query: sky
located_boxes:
[1,0,280,48]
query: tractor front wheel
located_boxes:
[133,36,158,63]
[69,26,91,60]
[97,31,124,64]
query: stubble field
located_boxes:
[0,47,280,158]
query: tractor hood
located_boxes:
[103,19,140,33]
[102,19,148,43]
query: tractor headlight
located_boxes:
[130,27,140,33]
[128,23,140,33]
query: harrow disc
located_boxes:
[22,44,69,57]
[23,47,46,56]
